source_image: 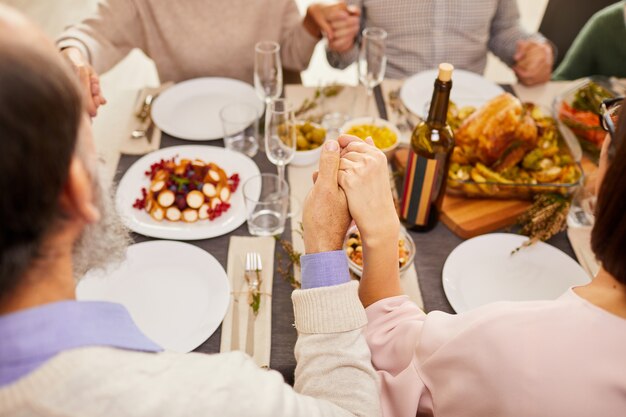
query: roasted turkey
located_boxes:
[454,93,538,171]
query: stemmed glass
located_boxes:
[358,27,387,117]
[265,98,296,187]
[254,41,283,108]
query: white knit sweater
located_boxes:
[0,281,380,417]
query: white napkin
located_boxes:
[119,82,173,155]
[220,236,275,368]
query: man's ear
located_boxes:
[59,156,100,224]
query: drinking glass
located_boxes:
[568,174,597,227]
[254,41,283,107]
[358,27,387,117]
[243,174,289,236]
[219,103,259,157]
[265,98,296,185]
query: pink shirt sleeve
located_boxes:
[365,296,428,417]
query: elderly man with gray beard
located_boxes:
[0,6,379,417]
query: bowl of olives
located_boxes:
[292,122,327,167]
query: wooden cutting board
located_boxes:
[439,195,530,239]
[394,148,531,239]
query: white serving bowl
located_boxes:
[343,225,416,278]
[340,117,401,158]
[291,122,326,167]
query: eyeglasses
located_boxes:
[599,96,623,160]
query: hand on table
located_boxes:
[305,3,361,52]
[302,140,351,254]
[513,40,554,86]
[61,47,106,117]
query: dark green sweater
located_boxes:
[553,1,626,80]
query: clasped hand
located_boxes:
[303,135,399,255]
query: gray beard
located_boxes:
[72,173,131,280]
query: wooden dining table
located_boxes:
[109,79,583,385]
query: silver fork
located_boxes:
[244,252,262,357]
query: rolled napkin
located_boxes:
[567,226,600,278]
[220,236,275,368]
[119,82,173,155]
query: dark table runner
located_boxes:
[114,84,577,384]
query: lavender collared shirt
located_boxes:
[0,300,161,387]
[300,250,351,289]
[0,252,347,387]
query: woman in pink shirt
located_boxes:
[336,106,626,417]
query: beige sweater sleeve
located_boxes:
[291,281,381,417]
[278,0,319,71]
[56,0,146,74]
[0,282,380,417]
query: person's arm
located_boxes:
[290,139,380,416]
[552,14,600,81]
[278,1,322,71]
[487,0,536,66]
[56,0,147,75]
[488,0,554,85]
[337,135,403,307]
[326,0,362,70]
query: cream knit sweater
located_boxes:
[56,0,319,84]
[0,282,380,417]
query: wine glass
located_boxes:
[358,27,387,117]
[254,41,283,107]
[265,98,296,187]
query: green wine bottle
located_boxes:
[400,63,455,232]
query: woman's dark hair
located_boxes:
[0,41,82,299]
[591,107,626,284]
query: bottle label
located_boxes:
[400,150,444,226]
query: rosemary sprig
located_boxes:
[294,84,344,119]
[275,236,302,289]
[512,193,571,254]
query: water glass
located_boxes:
[265,98,296,184]
[243,174,289,236]
[358,27,387,116]
[568,176,597,227]
[254,41,283,106]
[322,112,351,141]
[220,103,259,157]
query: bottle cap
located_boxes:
[438,63,454,82]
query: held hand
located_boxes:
[337,135,399,241]
[326,5,361,53]
[337,134,403,306]
[512,40,553,86]
[305,3,360,51]
[303,140,351,254]
[61,47,107,117]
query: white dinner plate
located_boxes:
[76,240,230,353]
[152,77,264,140]
[400,69,504,117]
[442,233,590,313]
[116,145,260,240]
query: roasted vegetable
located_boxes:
[296,122,326,151]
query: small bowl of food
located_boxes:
[343,225,415,278]
[292,121,327,166]
[340,117,400,158]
